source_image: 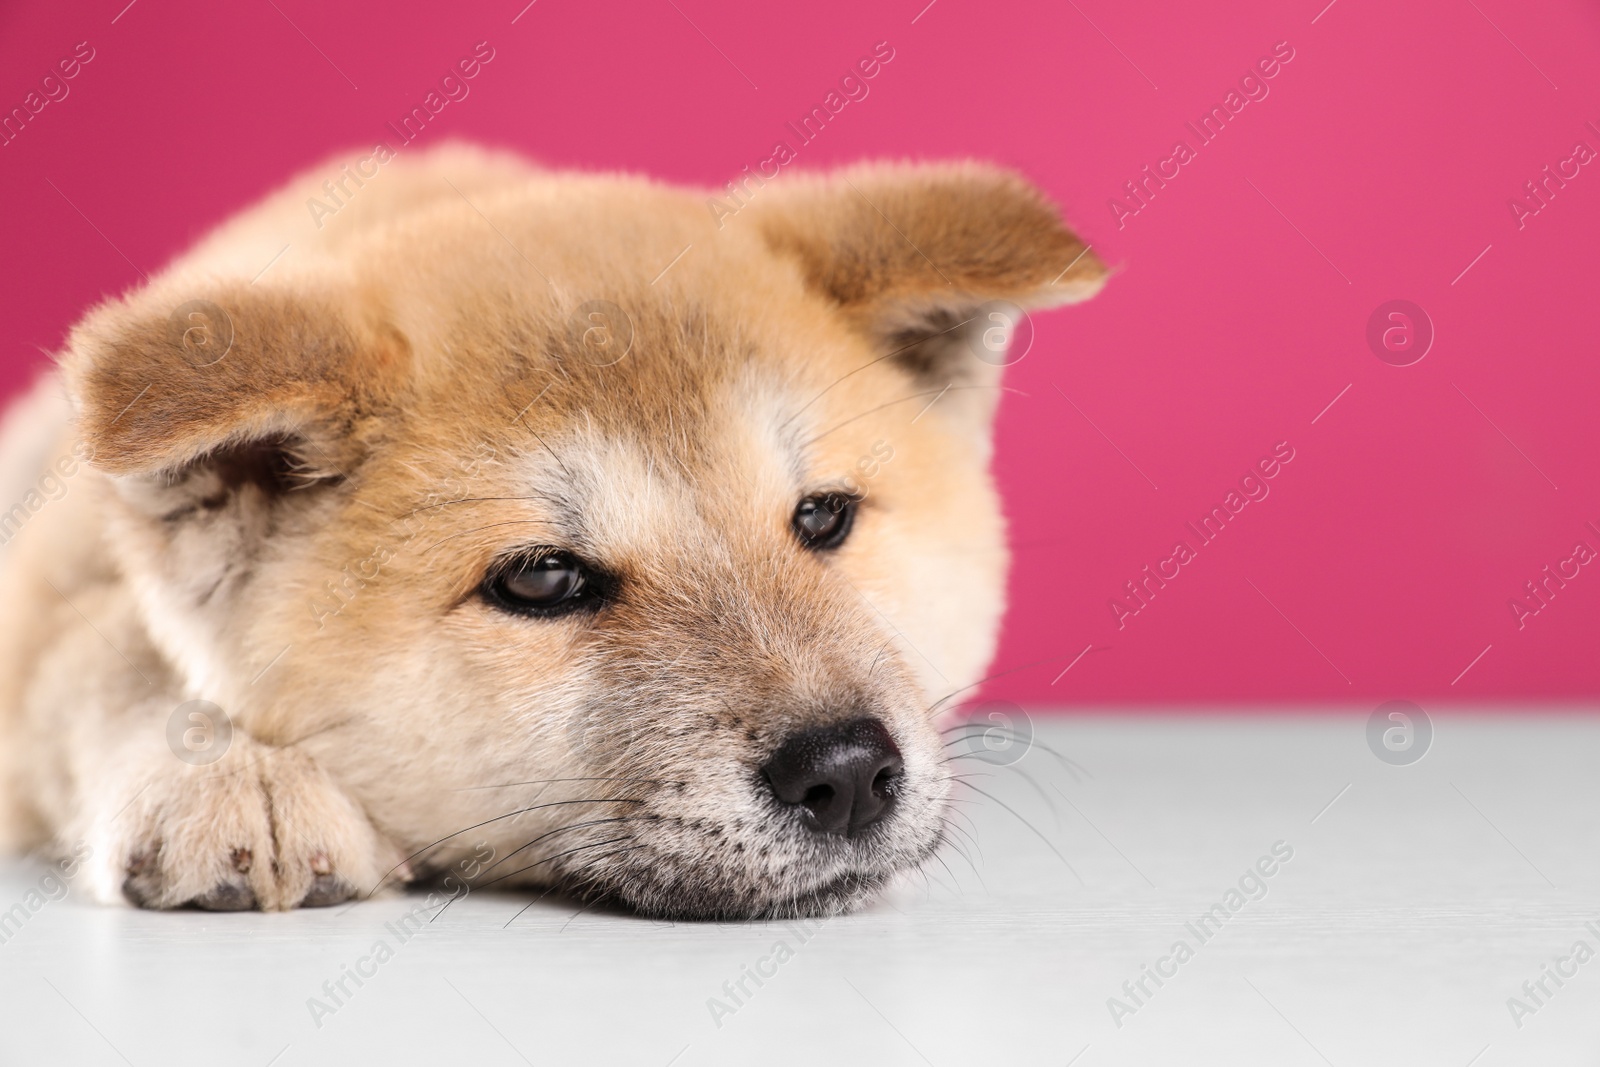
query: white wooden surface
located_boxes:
[2,714,1597,1066]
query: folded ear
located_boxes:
[751,161,1107,415]
[59,279,408,679]
[63,280,402,482]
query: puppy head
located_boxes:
[64,153,1105,918]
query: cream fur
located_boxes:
[0,144,1105,917]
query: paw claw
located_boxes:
[193,879,257,912]
[121,872,158,909]
[126,846,158,877]
[301,873,354,908]
[122,846,166,908]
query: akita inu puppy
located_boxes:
[0,145,1104,918]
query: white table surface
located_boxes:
[2,713,1597,1066]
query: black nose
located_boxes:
[761,718,904,836]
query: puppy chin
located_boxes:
[581,860,902,922]
[566,818,945,921]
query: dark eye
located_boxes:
[792,492,858,551]
[483,549,597,616]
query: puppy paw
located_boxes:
[99,740,405,911]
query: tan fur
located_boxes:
[0,144,1105,917]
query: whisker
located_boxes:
[472,834,632,891]
[502,898,540,929]
[961,781,1082,886]
[930,850,965,895]
[866,638,895,681]
[779,318,976,434]
[423,519,551,553]
[502,866,596,929]
[945,806,984,852]
[907,861,934,900]
[547,844,644,924]
[392,493,563,521]
[559,843,641,895]
[941,734,1018,750]
[367,798,643,897]
[560,895,605,932]
[938,772,993,784]
[450,776,667,792]
[942,726,1093,781]
[802,385,1024,448]
[939,826,986,887]
[201,716,362,782]
[521,424,574,481]
[940,814,987,880]
[580,842,642,870]
[939,845,975,891]
[926,652,1083,719]
[943,759,1061,825]
[478,816,644,879]
[428,888,465,923]
[1007,761,1064,826]
[939,806,982,852]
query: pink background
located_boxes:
[2,0,1597,706]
